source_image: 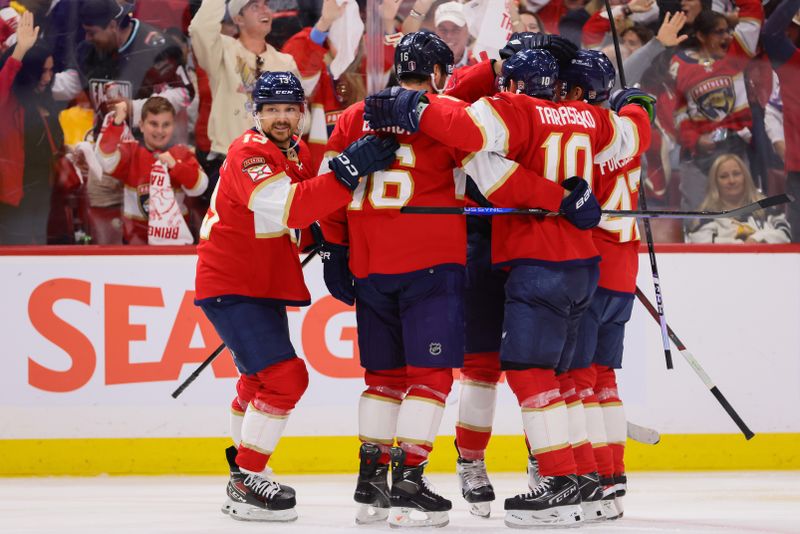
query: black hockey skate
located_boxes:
[600,475,621,520]
[455,441,495,518]
[226,467,297,522]
[354,443,391,524]
[577,472,605,522]
[221,446,243,515]
[504,474,583,528]
[388,446,451,528]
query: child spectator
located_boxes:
[685,154,790,243]
[96,96,207,245]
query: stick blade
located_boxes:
[757,193,793,211]
[627,421,660,445]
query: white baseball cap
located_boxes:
[435,1,467,28]
[228,0,256,17]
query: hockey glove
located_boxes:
[319,242,355,306]
[560,176,601,230]
[499,32,578,67]
[609,88,657,123]
[329,135,400,190]
[364,87,428,133]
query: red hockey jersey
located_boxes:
[97,121,207,244]
[319,97,474,278]
[592,155,642,293]
[195,131,353,303]
[669,0,763,154]
[418,93,651,266]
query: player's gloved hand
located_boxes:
[329,134,400,190]
[319,242,355,306]
[560,176,601,230]
[364,86,429,132]
[499,32,578,67]
[609,87,657,123]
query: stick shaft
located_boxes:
[634,286,755,439]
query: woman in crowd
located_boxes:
[0,12,63,245]
[686,154,791,243]
[670,0,763,211]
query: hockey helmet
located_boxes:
[251,71,305,111]
[501,49,559,99]
[394,30,455,79]
[559,49,616,104]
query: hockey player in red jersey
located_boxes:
[554,49,638,522]
[365,47,654,527]
[194,71,397,522]
[96,96,207,244]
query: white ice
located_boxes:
[1,472,798,533]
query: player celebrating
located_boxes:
[560,50,642,520]
[365,47,654,527]
[318,31,467,528]
[194,71,397,522]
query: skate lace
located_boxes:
[420,475,439,495]
[522,476,554,499]
[244,474,281,499]
[460,459,491,491]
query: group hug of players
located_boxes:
[193,27,655,529]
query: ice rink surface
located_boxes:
[1,471,798,533]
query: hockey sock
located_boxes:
[457,352,501,460]
[558,373,597,475]
[236,357,309,473]
[570,367,614,478]
[595,364,626,475]
[230,396,245,447]
[360,367,406,464]
[396,366,453,466]
[506,367,577,476]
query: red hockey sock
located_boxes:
[457,352,502,460]
[595,364,626,474]
[507,368,576,476]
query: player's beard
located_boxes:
[266,120,293,147]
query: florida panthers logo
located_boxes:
[690,76,735,122]
[137,183,150,216]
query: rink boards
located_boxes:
[0,244,798,475]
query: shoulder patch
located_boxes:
[242,156,267,171]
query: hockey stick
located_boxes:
[171,249,320,399]
[634,286,756,440]
[627,421,660,445]
[399,194,792,218]
[600,0,673,369]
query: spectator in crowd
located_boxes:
[52,0,194,131]
[582,0,658,49]
[267,0,323,50]
[515,7,545,33]
[0,12,65,245]
[95,96,207,245]
[670,0,763,211]
[763,0,800,241]
[432,1,474,67]
[189,0,307,184]
[686,154,791,243]
[620,23,654,52]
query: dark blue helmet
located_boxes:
[559,50,616,104]
[252,71,305,111]
[394,30,454,79]
[501,49,559,99]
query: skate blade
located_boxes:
[504,504,583,529]
[614,495,625,518]
[601,498,621,520]
[388,507,449,528]
[228,502,298,522]
[467,501,491,518]
[581,500,606,523]
[221,497,233,515]
[355,503,389,524]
